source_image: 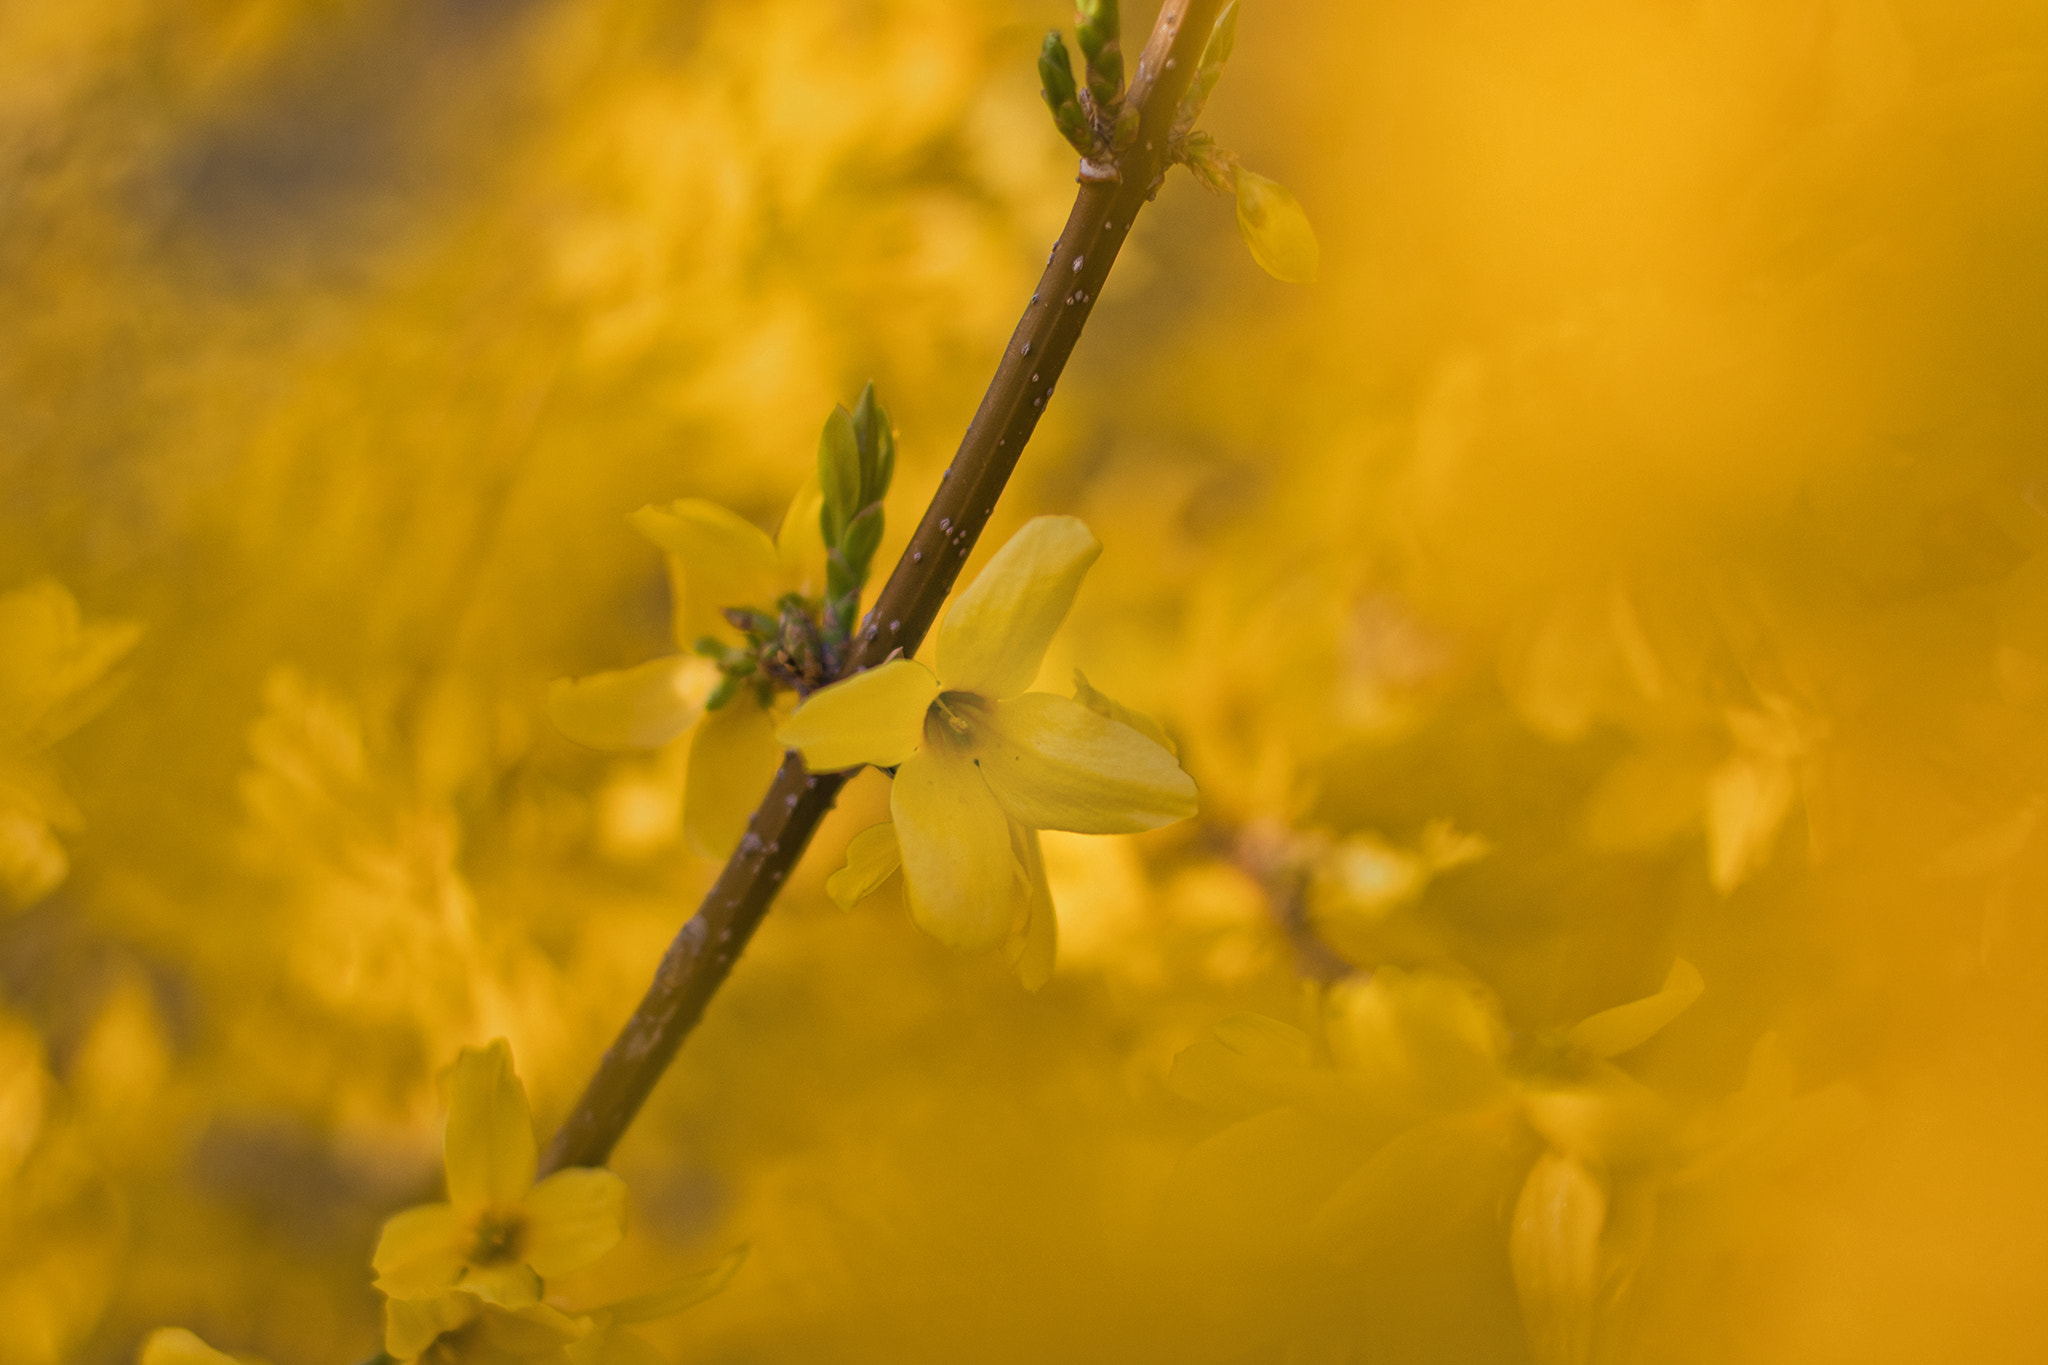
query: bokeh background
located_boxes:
[4,0,2047,1361]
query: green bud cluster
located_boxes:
[1038,33,1091,153]
[1036,0,1129,160]
[816,382,896,663]
[695,384,896,709]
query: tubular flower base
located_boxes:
[778,516,1196,982]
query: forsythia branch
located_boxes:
[538,0,1229,1177]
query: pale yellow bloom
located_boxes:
[547,484,823,857]
[777,517,1197,978]
[373,1040,625,1310]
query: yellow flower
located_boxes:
[777,517,1197,976]
[547,483,824,858]
[373,1040,626,1310]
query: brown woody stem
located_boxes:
[539,0,1225,1176]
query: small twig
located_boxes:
[539,0,1226,1175]
[1228,820,1355,985]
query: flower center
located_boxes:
[467,1211,528,1267]
[927,692,986,753]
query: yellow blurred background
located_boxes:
[3,0,2046,1361]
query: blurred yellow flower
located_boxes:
[0,579,138,910]
[137,1328,267,1365]
[373,1040,625,1310]
[548,482,825,858]
[778,517,1196,979]
[1175,958,1711,1363]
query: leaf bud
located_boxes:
[816,405,861,547]
[1074,0,1123,106]
[849,381,895,505]
[1038,30,1079,111]
[1176,1,1237,129]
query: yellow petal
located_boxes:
[458,1262,544,1310]
[138,1328,253,1365]
[890,749,1023,952]
[546,656,715,751]
[775,476,828,597]
[384,1292,479,1360]
[629,499,781,643]
[826,822,902,910]
[936,517,1100,699]
[1509,1152,1606,1365]
[604,1245,748,1326]
[1235,169,1319,283]
[1522,1071,1675,1168]
[1007,826,1057,990]
[684,689,786,859]
[777,659,938,772]
[463,1300,587,1355]
[1071,668,1175,755]
[521,1166,628,1279]
[371,1201,469,1299]
[1566,958,1706,1059]
[443,1039,536,1212]
[971,692,1197,833]
[1308,1114,1516,1267]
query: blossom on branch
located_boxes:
[373,1039,626,1310]
[547,483,823,858]
[778,516,1197,984]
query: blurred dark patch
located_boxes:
[146,0,549,286]
[189,1114,421,1250]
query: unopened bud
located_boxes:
[1234,169,1320,283]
